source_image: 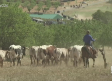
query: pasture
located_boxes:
[64,1,112,19]
[0,47,112,81]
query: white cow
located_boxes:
[9,44,21,50]
[69,45,83,67]
[55,48,69,65]
[70,45,83,51]
[30,46,40,65]
[9,44,25,58]
[0,50,7,60]
[0,50,18,67]
[40,45,52,49]
[30,45,52,65]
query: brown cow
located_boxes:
[5,50,21,67]
[37,48,47,66]
[45,46,58,65]
[29,45,52,66]
[29,47,37,65]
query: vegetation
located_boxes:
[92,10,112,47]
[0,1,112,81]
[0,2,112,49]
[108,0,112,3]
[0,3,37,49]
[0,0,62,13]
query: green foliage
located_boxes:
[43,7,49,12]
[92,10,112,24]
[98,23,112,47]
[0,3,37,49]
[46,0,51,8]
[32,19,106,48]
[52,2,60,9]
[0,0,7,4]
[0,4,112,49]
[92,10,112,47]
[108,0,112,3]
[27,2,36,12]
[37,2,44,12]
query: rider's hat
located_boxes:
[86,30,90,34]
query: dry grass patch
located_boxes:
[0,47,112,81]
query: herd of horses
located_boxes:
[0,44,104,68]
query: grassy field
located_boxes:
[63,2,112,19]
[0,47,112,81]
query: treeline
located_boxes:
[0,0,63,13]
[0,3,112,49]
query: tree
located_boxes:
[52,2,60,10]
[0,3,36,49]
[43,7,49,13]
[27,2,35,13]
[92,10,112,24]
[108,0,112,3]
[21,1,29,8]
[37,2,44,13]
[0,0,7,4]
[46,0,51,8]
[92,10,112,47]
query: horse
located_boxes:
[81,45,97,68]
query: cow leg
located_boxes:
[17,60,18,66]
[86,58,89,68]
[0,60,3,68]
[82,57,85,67]
[48,59,50,65]
[34,58,35,64]
[92,58,95,67]
[55,58,58,65]
[42,59,44,65]
[73,57,77,67]
[17,57,20,66]
[19,59,21,66]
[73,60,75,67]
[65,58,68,66]
[30,55,33,65]
[10,60,12,67]
[60,59,62,65]
[13,59,15,66]
[36,58,39,65]
[88,59,89,68]
[51,58,54,65]
[76,61,78,67]
[17,59,21,66]
[85,58,88,68]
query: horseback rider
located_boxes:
[83,30,96,57]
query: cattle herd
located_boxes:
[0,44,91,68]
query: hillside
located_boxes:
[63,0,112,20]
[19,0,112,20]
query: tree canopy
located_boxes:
[0,3,112,49]
[0,3,37,49]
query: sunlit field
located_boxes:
[64,2,112,19]
[0,47,112,81]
